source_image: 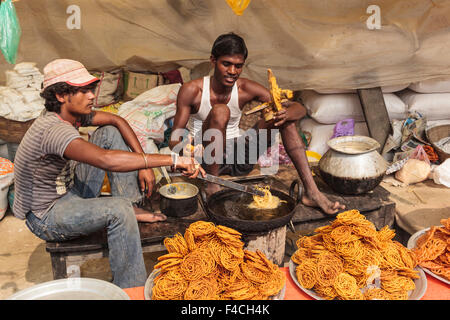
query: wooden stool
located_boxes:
[243,225,287,266]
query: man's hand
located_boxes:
[273,101,306,127]
[138,168,155,198]
[273,108,289,127]
[175,156,206,178]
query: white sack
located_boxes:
[432,159,450,188]
[118,84,181,148]
[299,118,369,156]
[300,90,407,124]
[314,84,410,94]
[398,90,450,121]
[409,77,450,93]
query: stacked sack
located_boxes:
[299,85,409,157]
[397,77,450,123]
[0,62,45,122]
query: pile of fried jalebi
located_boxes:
[412,218,450,281]
[151,221,285,300]
[291,210,419,300]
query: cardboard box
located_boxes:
[124,71,162,101]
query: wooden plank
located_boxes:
[357,87,392,151]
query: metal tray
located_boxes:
[407,227,450,286]
[288,259,427,300]
[6,278,130,300]
[144,268,286,300]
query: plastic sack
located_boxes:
[395,159,431,185]
[394,145,431,184]
[0,0,22,64]
[332,118,355,138]
[432,158,450,188]
[410,145,431,165]
[118,84,180,148]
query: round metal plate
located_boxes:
[6,278,130,300]
[289,259,427,300]
[407,227,450,286]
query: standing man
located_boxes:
[13,59,204,288]
[169,33,344,215]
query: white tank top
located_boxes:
[187,76,241,140]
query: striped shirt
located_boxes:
[13,111,92,220]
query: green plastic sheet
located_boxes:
[0,0,21,64]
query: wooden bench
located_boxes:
[45,217,205,280]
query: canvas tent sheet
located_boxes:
[1,0,450,91]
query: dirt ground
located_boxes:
[0,209,167,300]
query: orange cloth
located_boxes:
[124,267,449,300]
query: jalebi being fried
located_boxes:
[412,218,450,281]
[292,209,419,300]
[152,221,285,300]
[248,185,286,209]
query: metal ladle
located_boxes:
[161,167,177,194]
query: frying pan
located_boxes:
[199,179,302,233]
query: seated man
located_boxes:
[169,33,344,215]
[13,59,204,288]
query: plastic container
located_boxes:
[0,157,14,220]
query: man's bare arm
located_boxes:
[169,83,200,151]
[90,111,144,154]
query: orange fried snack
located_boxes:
[152,220,285,300]
[292,209,419,300]
[412,218,450,281]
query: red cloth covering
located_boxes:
[161,70,183,84]
[123,267,450,300]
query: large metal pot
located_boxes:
[159,182,199,217]
[319,136,388,195]
[199,180,302,233]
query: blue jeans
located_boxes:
[25,126,147,288]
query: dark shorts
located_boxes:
[200,124,277,177]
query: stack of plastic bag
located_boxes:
[0,62,45,122]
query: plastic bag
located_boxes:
[225,0,251,16]
[432,158,450,188]
[332,118,355,138]
[394,145,431,184]
[395,158,431,185]
[0,0,22,64]
[410,145,431,165]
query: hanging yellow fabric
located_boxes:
[225,0,251,16]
